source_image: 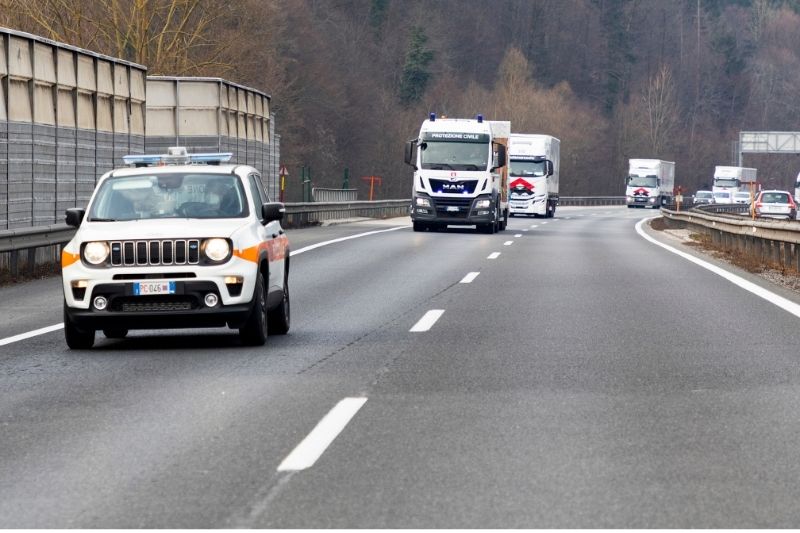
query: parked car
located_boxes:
[693,190,714,205]
[712,191,733,204]
[754,190,797,220]
[732,191,752,204]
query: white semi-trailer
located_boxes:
[625,159,675,208]
[405,114,510,233]
[508,134,560,218]
[712,166,757,196]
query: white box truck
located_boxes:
[405,114,510,233]
[626,159,675,208]
[712,166,757,197]
[508,134,560,217]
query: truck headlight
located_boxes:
[202,238,231,262]
[83,242,110,265]
[415,197,431,207]
[474,199,491,208]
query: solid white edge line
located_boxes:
[460,272,480,284]
[277,397,368,472]
[488,252,501,259]
[0,323,64,347]
[290,225,408,256]
[410,309,445,332]
[635,217,800,319]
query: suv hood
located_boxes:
[76,218,251,241]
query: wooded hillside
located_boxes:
[4,0,800,199]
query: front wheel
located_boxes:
[267,272,290,335]
[239,273,268,346]
[64,302,95,349]
[412,221,427,232]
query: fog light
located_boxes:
[204,293,219,307]
[224,276,243,285]
[93,296,108,310]
[416,208,429,214]
[477,210,490,215]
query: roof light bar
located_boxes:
[122,147,233,167]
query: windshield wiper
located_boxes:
[88,217,117,222]
[430,164,455,170]
[463,164,480,171]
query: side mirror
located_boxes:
[404,140,417,169]
[546,160,554,176]
[262,202,285,224]
[492,144,507,170]
[65,208,85,227]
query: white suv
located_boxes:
[61,148,290,349]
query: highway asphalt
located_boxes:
[2,206,800,527]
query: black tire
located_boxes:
[412,221,426,232]
[239,273,267,346]
[103,328,128,339]
[267,271,290,335]
[479,222,494,234]
[64,302,95,349]
[498,209,508,231]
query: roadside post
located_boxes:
[279,165,287,202]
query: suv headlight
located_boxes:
[415,197,431,207]
[83,241,110,265]
[202,238,231,262]
[474,199,491,208]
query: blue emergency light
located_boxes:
[122,147,233,167]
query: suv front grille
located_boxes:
[113,296,196,312]
[110,240,200,267]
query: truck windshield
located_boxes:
[87,173,249,221]
[714,178,739,187]
[420,141,489,171]
[628,175,657,187]
[510,160,547,177]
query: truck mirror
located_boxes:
[492,144,506,170]
[404,140,417,169]
[547,160,554,176]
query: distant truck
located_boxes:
[406,114,510,233]
[712,166,757,196]
[625,159,675,208]
[508,134,560,218]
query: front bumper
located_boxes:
[65,280,256,330]
[410,195,494,224]
[509,197,546,215]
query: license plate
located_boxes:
[133,281,176,296]
[447,206,460,212]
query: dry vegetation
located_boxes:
[4,0,800,200]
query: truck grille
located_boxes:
[433,197,473,218]
[109,240,200,266]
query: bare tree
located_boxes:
[641,64,678,156]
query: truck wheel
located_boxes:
[267,269,290,335]
[499,209,508,231]
[64,302,95,349]
[479,223,494,234]
[413,221,427,232]
[103,328,128,339]
[240,273,268,346]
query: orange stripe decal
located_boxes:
[234,245,259,263]
[61,251,80,268]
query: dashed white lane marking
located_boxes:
[635,218,800,319]
[503,241,514,246]
[277,397,368,472]
[410,309,445,332]
[0,323,63,347]
[1,225,410,348]
[540,221,549,225]
[488,252,501,259]
[564,217,572,220]
[522,229,529,232]
[291,225,408,256]
[530,225,538,228]
[460,272,480,284]
[514,234,522,237]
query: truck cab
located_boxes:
[406,114,509,233]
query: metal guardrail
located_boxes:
[311,188,359,202]
[559,196,625,206]
[661,206,800,269]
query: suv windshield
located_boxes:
[696,191,712,198]
[88,173,249,221]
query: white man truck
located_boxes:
[508,134,560,217]
[405,114,510,233]
[713,166,757,196]
[626,159,675,208]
